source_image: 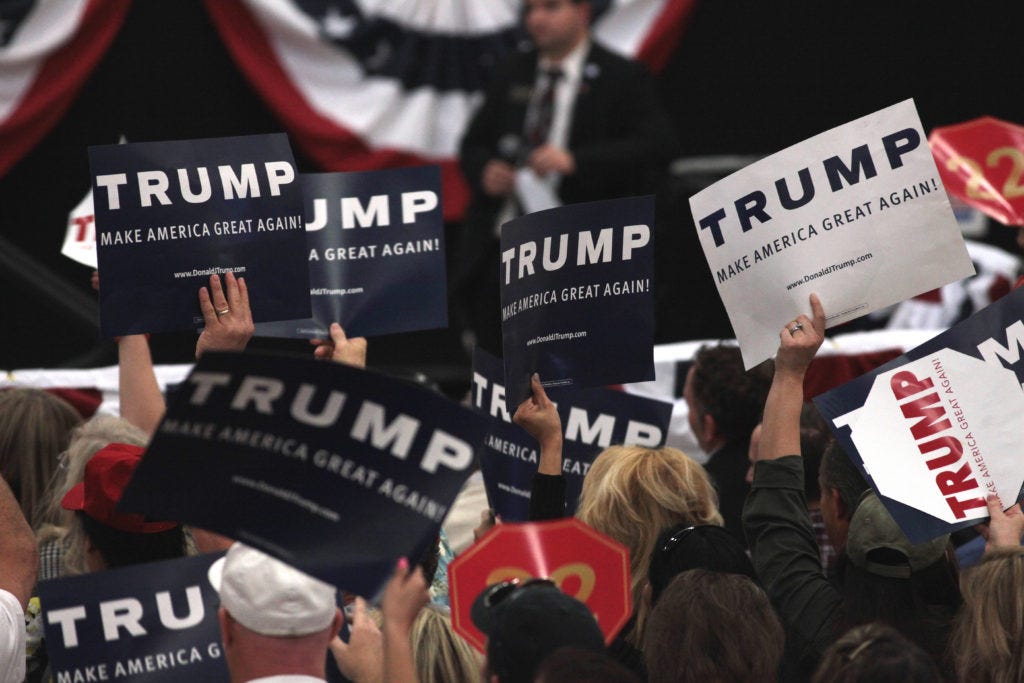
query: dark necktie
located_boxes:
[524,67,563,151]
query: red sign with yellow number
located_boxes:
[930,116,1024,226]
[447,517,632,653]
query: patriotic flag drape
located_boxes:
[0,0,131,179]
[0,1,694,221]
[204,0,696,219]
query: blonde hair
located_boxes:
[410,605,482,683]
[0,388,82,529]
[952,547,1024,683]
[576,446,722,643]
[35,416,149,576]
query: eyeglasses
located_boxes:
[660,525,698,554]
[479,577,556,609]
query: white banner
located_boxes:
[689,99,975,368]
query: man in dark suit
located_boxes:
[457,0,676,353]
[684,345,773,544]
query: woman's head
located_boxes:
[813,623,942,683]
[647,523,755,605]
[37,416,149,575]
[576,446,721,637]
[0,388,82,528]
[644,570,783,683]
[952,547,1024,683]
[411,605,481,683]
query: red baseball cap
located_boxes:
[61,442,177,534]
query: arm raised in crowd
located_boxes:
[515,374,568,521]
[759,294,825,461]
[382,558,429,683]
[514,374,562,475]
[743,294,841,672]
[117,334,164,436]
[329,559,428,683]
[93,270,166,435]
[195,271,255,360]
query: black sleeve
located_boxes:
[743,456,843,671]
[528,473,566,521]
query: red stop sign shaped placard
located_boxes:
[448,518,632,653]
[930,116,1024,226]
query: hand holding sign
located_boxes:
[776,293,826,376]
[512,374,563,475]
[311,322,368,368]
[196,272,255,360]
[383,558,430,635]
[330,597,383,683]
[814,286,1024,542]
[380,558,429,683]
[978,495,1024,551]
[760,294,825,464]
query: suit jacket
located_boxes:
[458,40,677,258]
[704,438,753,545]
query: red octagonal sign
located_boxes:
[447,517,632,653]
[930,116,1024,226]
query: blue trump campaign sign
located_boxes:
[500,196,656,412]
[471,347,672,521]
[255,166,447,339]
[117,352,489,597]
[814,286,1024,542]
[39,553,228,682]
[89,133,310,337]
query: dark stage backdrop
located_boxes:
[2,1,1022,390]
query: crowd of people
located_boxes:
[3,275,1023,683]
[2,1,1021,682]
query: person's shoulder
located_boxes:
[494,43,540,78]
[585,41,648,75]
[0,589,21,618]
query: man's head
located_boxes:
[214,543,342,681]
[524,0,591,61]
[845,492,949,580]
[817,442,869,553]
[684,346,772,454]
[472,579,605,683]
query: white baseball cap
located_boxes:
[210,543,338,636]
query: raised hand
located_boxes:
[330,597,384,683]
[195,271,255,359]
[776,293,826,375]
[311,322,368,368]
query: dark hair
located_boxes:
[417,534,441,585]
[644,570,784,683]
[535,647,640,683]
[647,524,756,604]
[838,553,961,668]
[819,442,868,518]
[800,403,832,502]
[690,346,772,443]
[813,623,943,683]
[79,512,186,569]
